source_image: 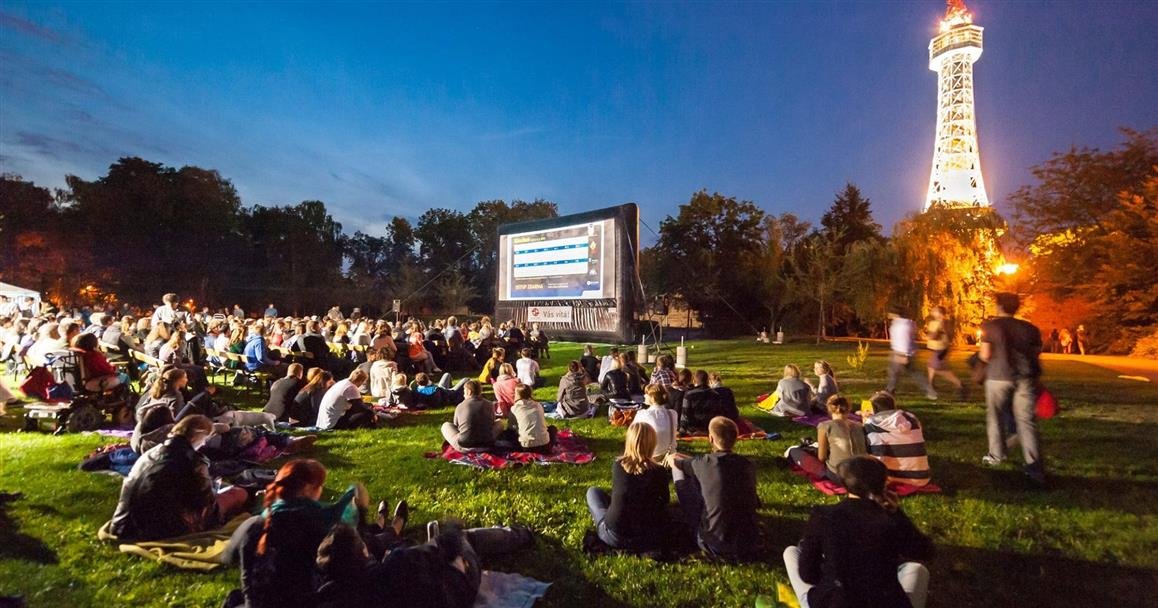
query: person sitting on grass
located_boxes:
[679,370,723,435]
[708,371,740,422]
[579,344,600,383]
[786,395,867,485]
[108,415,250,541]
[292,369,333,426]
[477,347,505,384]
[316,369,378,430]
[809,360,839,413]
[598,347,619,384]
[667,368,692,423]
[386,372,417,410]
[495,383,557,453]
[264,363,305,423]
[782,455,934,608]
[515,347,541,387]
[665,416,760,561]
[492,363,519,417]
[585,422,671,552]
[555,360,591,418]
[440,380,503,452]
[619,350,646,400]
[634,384,678,458]
[770,364,814,418]
[863,391,931,488]
[649,353,676,388]
[600,357,633,403]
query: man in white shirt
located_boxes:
[886,311,936,400]
[515,347,541,387]
[316,369,376,429]
[151,293,180,327]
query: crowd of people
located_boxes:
[0,290,1050,608]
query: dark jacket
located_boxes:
[371,543,475,608]
[109,435,214,541]
[556,371,590,417]
[799,499,934,608]
[681,386,723,434]
[264,376,303,421]
[601,369,632,400]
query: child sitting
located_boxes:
[386,373,417,409]
[785,395,867,484]
[863,391,931,487]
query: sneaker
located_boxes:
[925,391,939,401]
[981,454,1004,466]
[426,520,440,543]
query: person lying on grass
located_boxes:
[220,458,411,608]
[586,422,671,553]
[313,518,534,608]
[108,415,250,542]
[412,371,468,409]
[786,395,868,485]
[665,416,760,561]
[782,455,934,608]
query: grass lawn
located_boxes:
[1,339,1156,607]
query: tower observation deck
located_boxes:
[924,0,989,211]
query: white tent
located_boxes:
[0,282,41,315]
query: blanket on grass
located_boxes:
[545,402,597,420]
[424,429,595,469]
[475,571,551,608]
[788,464,941,497]
[97,513,251,571]
[679,417,766,441]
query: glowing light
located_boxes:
[995,263,1019,276]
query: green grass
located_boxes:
[1,340,1156,607]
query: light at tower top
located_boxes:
[924,0,989,211]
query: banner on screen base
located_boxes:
[527,306,572,323]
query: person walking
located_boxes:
[886,311,936,400]
[925,306,965,400]
[979,292,1046,486]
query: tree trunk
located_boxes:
[816,293,824,345]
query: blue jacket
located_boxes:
[243,334,273,371]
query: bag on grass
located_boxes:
[1036,386,1059,419]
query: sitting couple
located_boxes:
[439,380,557,454]
[585,416,760,561]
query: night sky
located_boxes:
[1,1,1155,239]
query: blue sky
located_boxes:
[1,1,1155,240]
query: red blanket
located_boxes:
[680,417,766,441]
[424,428,595,469]
[788,463,941,497]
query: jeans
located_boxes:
[786,446,842,484]
[585,487,625,548]
[783,545,929,608]
[985,379,1043,478]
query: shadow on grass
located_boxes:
[933,544,1158,608]
[489,533,635,608]
[0,493,57,564]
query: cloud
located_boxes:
[0,11,69,45]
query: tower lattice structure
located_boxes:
[924,0,989,211]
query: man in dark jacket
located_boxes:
[108,415,248,541]
[264,363,304,422]
[667,416,760,560]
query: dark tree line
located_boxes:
[0,157,557,317]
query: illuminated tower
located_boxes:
[924,0,989,211]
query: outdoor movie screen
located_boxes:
[495,204,638,343]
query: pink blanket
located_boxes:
[788,463,942,497]
[424,429,595,469]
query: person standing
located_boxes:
[980,292,1046,485]
[924,306,965,399]
[886,311,937,400]
[1075,324,1088,355]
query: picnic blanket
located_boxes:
[424,429,595,469]
[788,464,941,497]
[474,570,551,608]
[791,412,862,427]
[97,513,251,571]
[679,417,766,441]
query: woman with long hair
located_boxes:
[71,332,129,391]
[770,363,814,418]
[492,362,519,417]
[291,368,333,426]
[783,456,934,608]
[809,360,839,413]
[584,422,670,551]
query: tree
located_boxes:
[652,190,766,335]
[414,208,476,277]
[241,201,344,315]
[0,175,63,286]
[792,230,845,344]
[840,238,900,336]
[751,213,811,335]
[1012,128,1158,352]
[466,199,557,311]
[821,182,882,250]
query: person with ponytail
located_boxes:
[108,415,249,541]
[783,456,934,608]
